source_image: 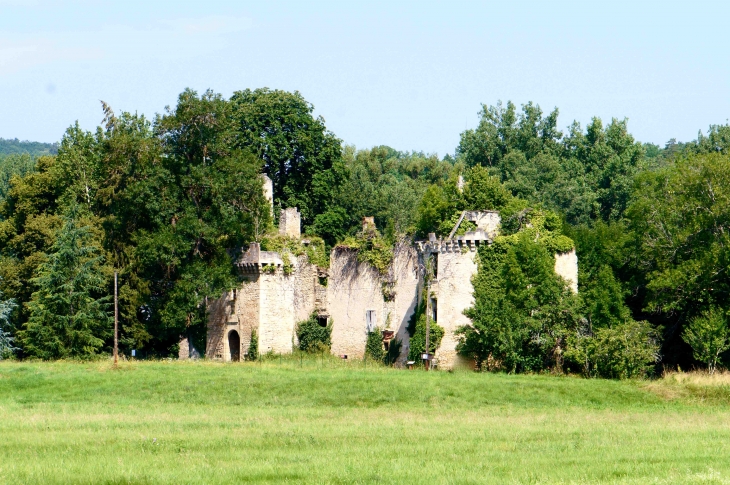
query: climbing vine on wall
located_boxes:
[260,233,330,269]
[337,224,394,275]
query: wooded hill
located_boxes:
[1,89,729,377]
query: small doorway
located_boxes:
[228,330,240,362]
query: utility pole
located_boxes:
[113,271,118,367]
[423,255,434,371]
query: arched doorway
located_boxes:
[228,330,240,362]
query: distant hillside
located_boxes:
[0,137,58,157]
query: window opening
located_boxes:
[366,310,376,332]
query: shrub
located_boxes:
[281,253,294,275]
[566,320,662,379]
[385,337,403,366]
[365,328,385,362]
[246,329,258,361]
[408,312,444,362]
[296,313,331,352]
[683,308,730,374]
[260,233,330,269]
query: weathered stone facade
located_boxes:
[205,204,579,369]
[206,241,326,361]
[417,227,494,369]
[328,242,419,362]
[279,207,301,239]
[555,249,578,293]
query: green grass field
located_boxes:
[1,358,729,484]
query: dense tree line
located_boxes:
[453,101,730,375]
[0,138,58,157]
[0,89,729,377]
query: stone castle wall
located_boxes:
[554,249,578,293]
[206,209,579,368]
[433,248,480,369]
[390,244,421,362]
[328,243,419,361]
[279,208,301,239]
[207,251,322,360]
[258,255,319,354]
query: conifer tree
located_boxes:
[19,204,112,359]
[0,290,16,359]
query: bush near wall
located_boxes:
[296,313,332,352]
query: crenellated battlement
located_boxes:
[416,228,494,254]
[234,242,284,274]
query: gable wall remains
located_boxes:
[327,243,419,362]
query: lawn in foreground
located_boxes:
[0,359,729,484]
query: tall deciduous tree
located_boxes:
[136,89,270,353]
[457,101,645,225]
[627,152,730,364]
[683,308,730,374]
[0,155,64,337]
[230,88,345,231]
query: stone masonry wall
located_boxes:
[257,254,319,354]
[206,291,233,360]
[389,244,421,364]
[554,249,578,293]
[207,252,322,359]
[433,249,479,370]
[328,244,419,361]
[328,249,383,358]
[236,276,260,358]
[279,208,301,239]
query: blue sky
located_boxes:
[1,0,729,156]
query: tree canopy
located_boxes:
[0,89,729,375]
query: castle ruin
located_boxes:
[203,183,578,369]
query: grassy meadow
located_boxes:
[1,358,730,484]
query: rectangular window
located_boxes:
[366,310,376,332]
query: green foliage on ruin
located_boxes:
[407,311,444,363]
[296,313,332,353]
[281,252,294,275]
[365,327,403,366]
[260,233,329,269]
[338,223,394,275]
[459,233,582,372]
[496,207,575,254]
